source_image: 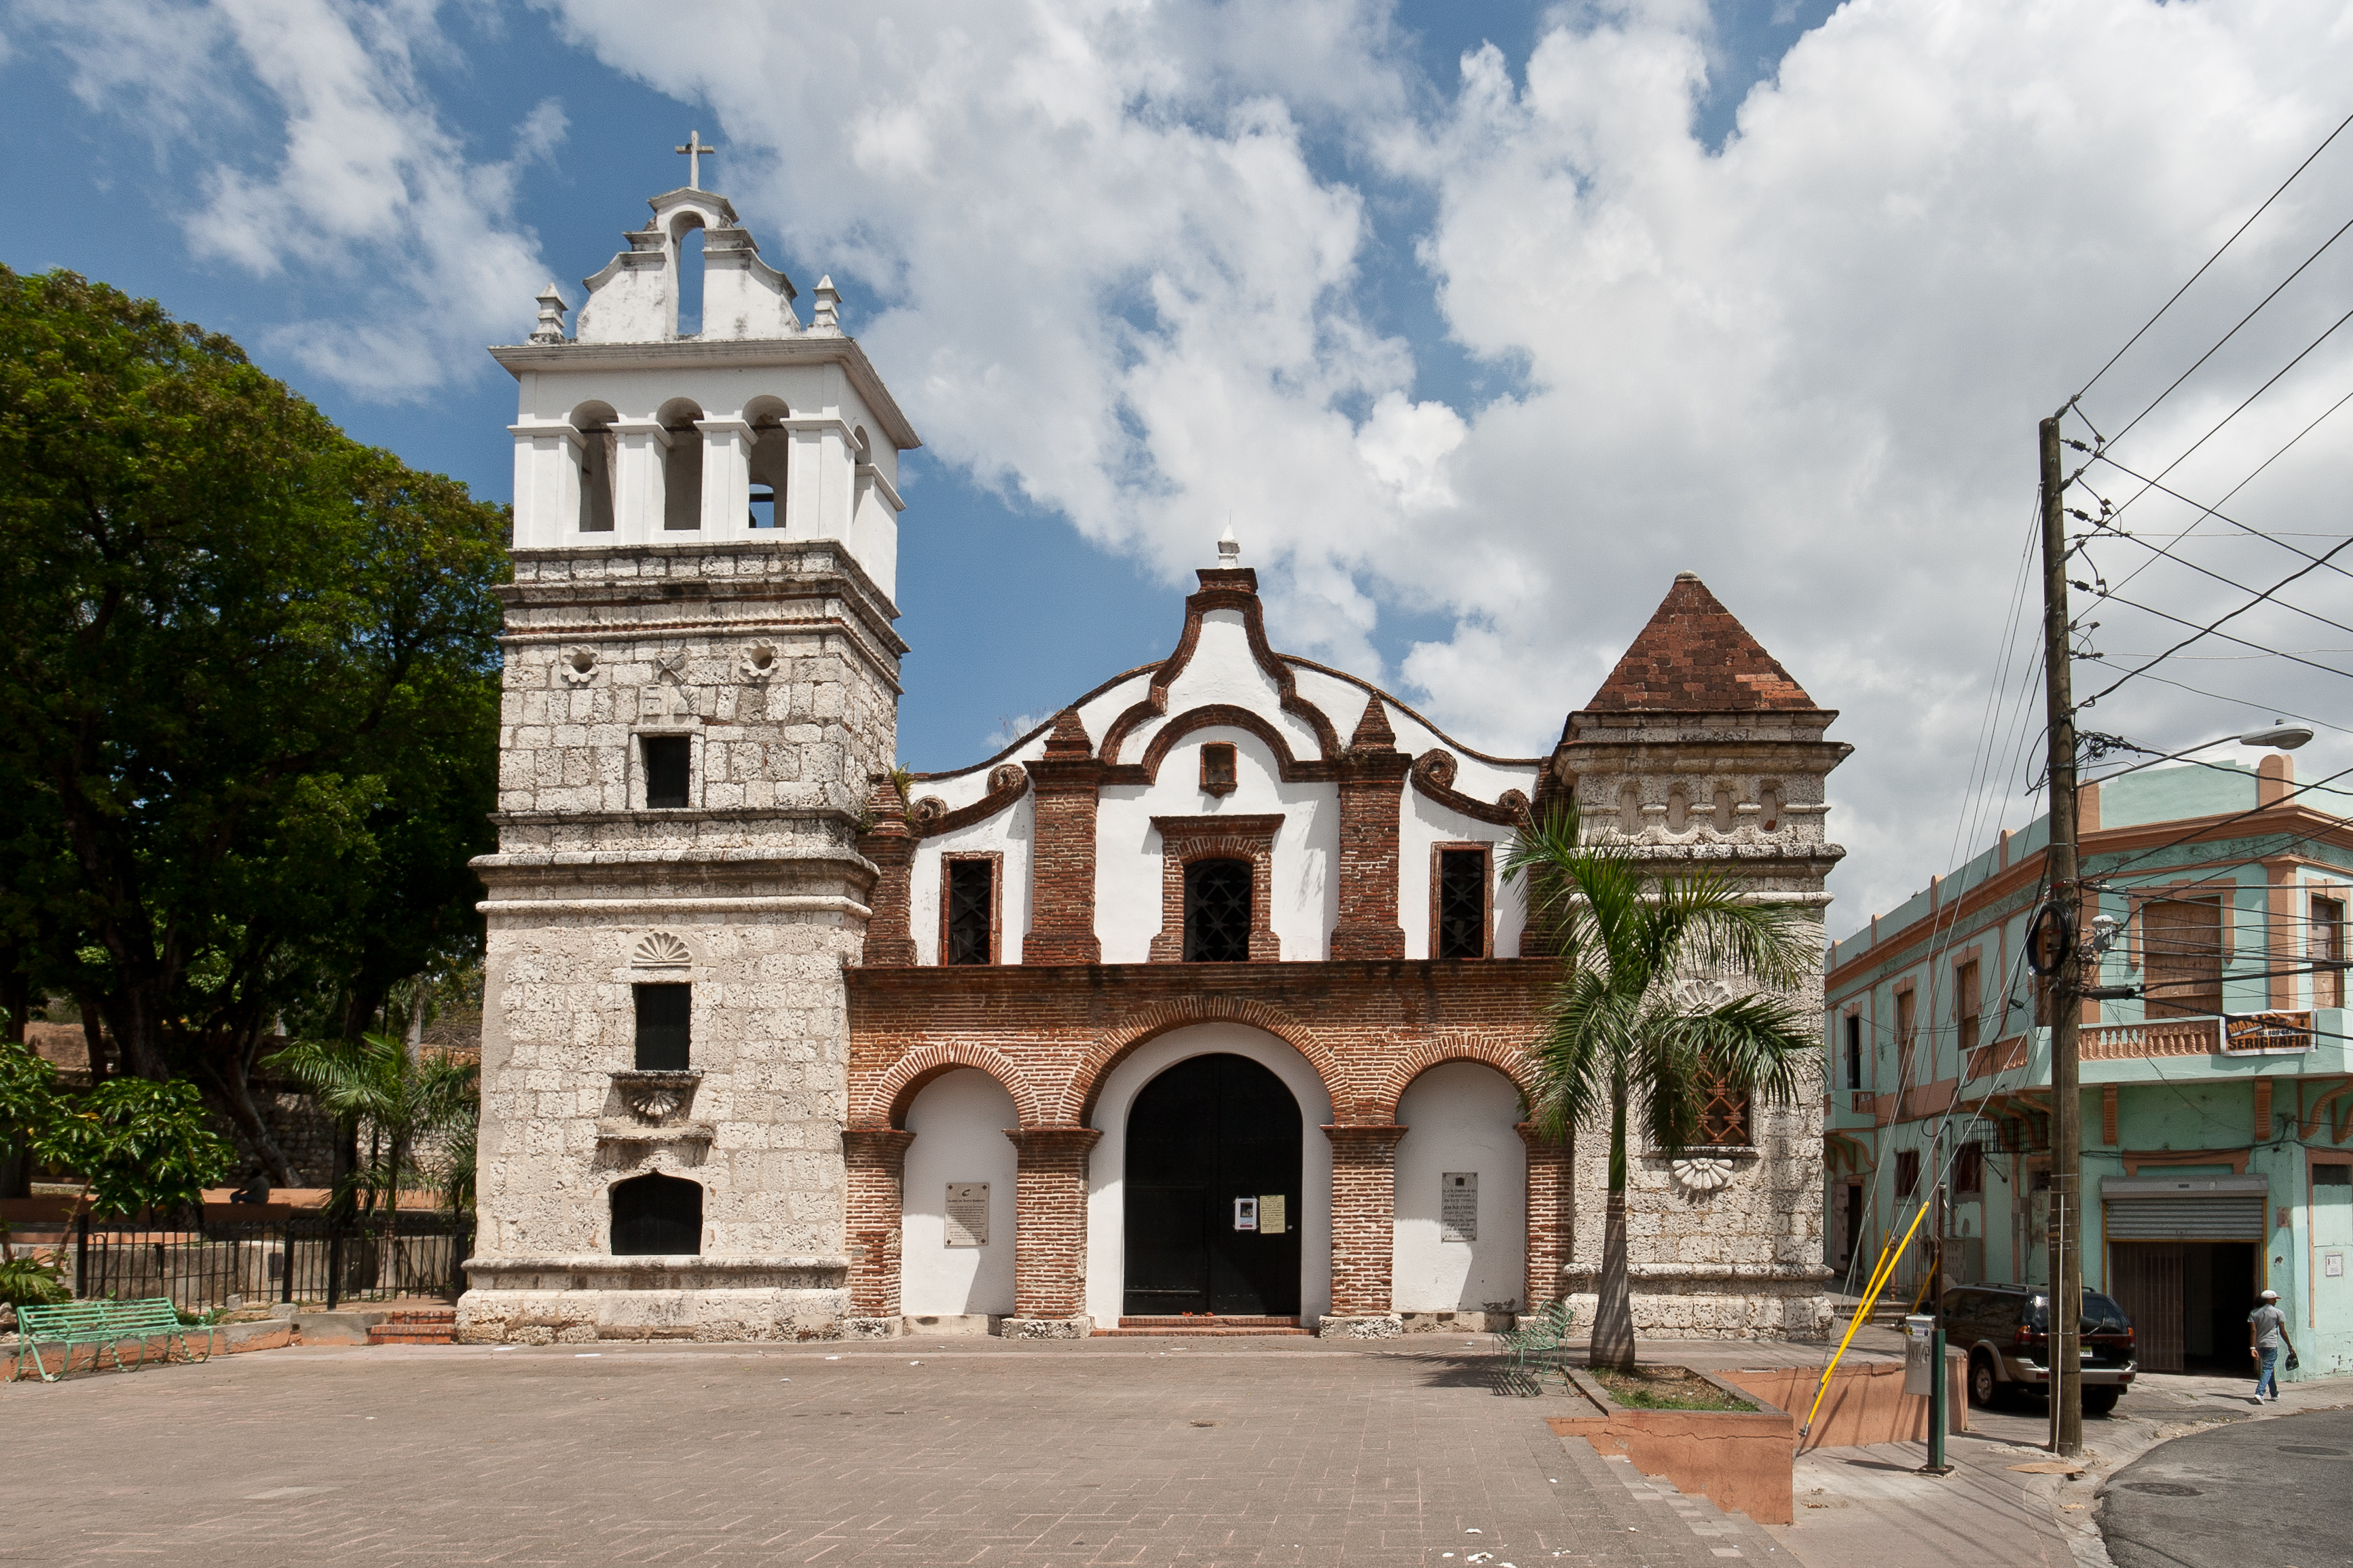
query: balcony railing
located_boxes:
[1964,1012,2316,1077]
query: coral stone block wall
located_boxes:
[466,541,899,1339]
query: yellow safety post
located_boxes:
[1801,1198,1938,1440]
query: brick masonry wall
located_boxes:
[1324,1125,1407,1315]
[1330,701,1409,961]
[842,1128,913,1315]
[1007,1127,1102,1318]
[1022,711,1104,964]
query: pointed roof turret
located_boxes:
[1582,572,1818,713]
[1349,695,1396,751]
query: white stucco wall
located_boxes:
[901,1069,1020,1317]
[910,794,1037,966]
[1399,791,1530,960]
[1083,1024,1335,1328]
[1392,1062,1529,1314]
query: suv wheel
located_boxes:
[1968,1351,2003,1408]
[2083,1385,2120,1417]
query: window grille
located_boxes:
[946,859,994,965]
[1183,859,1253,962]
[643,735,691,809]
[1692,1063,1752,1146]
[1435,848,1489,959]
[633,983,690,1070]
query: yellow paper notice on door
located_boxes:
[1260,1195,1286,1235]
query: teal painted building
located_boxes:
[1822,755,2352,1378]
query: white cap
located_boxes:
[2261,1288,2280,1299]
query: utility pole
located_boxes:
[1923,1126,1951,1474]
[2039,413,2086,1458]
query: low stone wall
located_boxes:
[458,1254,849,1343]
[1546,1367,1796,1526]
[1721,1352,1965,1451]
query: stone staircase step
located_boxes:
[1098,1315,1310,1338]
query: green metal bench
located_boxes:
[1500,1300,1576,1387]
[10,1299,213,1383]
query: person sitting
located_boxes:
[227,1173,271,1206]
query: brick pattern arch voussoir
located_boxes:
[1371,1032,1536,1124]
[863,1041,1048,1130]
[1062,996,1356,1125]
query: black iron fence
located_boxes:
[26,1211,473,1312]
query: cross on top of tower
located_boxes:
[674,130,718,189]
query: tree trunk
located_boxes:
[1591,1083,1637,1370]
[207,1062,298,1187]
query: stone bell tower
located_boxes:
[459,157,920,1343]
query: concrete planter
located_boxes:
[1721,1351,1966,1451]
[1546,1366,1796,1526]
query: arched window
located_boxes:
[744,396,790,529]
[659,398,704,531]
[610,1172,703,1256]
[671,213,706,339]
[570,402,617,533]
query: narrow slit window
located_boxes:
[1436,847,1489,959]
[1183,858,1253,962]
[1200,742,1237,796]
[1895,1149,1921,1199]
[2314,895,2346,1009]
[1955,960,1981,1058]
[945,859,994,965]
[1843,1015,1864,1090]
[633,983,690,1070]
[643,735,691,809]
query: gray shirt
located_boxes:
[2249,1304,2288,1348]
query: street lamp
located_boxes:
[2091,724,2314,782]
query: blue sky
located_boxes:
[4,0,2347,931]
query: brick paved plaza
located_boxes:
[0,1337,1791,1567]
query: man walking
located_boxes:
[2248,1288,2294,1403]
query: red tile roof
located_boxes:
[1582,574,1819,713]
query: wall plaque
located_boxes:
[944,1182,989,1248]
[1260,1195,1286,1235]
[1441,1172,1478,1243]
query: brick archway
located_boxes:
[1062,995,1354,1126]
[861,1041,1047,1130]
[1371,1033,1536,1123]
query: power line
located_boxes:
[2096,761,2353,878]
[2076,536,2353,707]
[2079,521,2353,639]
[2102,212,2353,450]
[2073,108,2353,405]
[2080,666,2353,740]
[2086,432,2353,589]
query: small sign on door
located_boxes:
[1441,1173,1478,1243]
[2329,1252,2345,1279]
[1260,1195,1286,1235]
[1233,1197,1259,1232]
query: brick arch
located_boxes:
[1062,996,1356,1125]
[1371,1034,1536,1124]
[860,1042,1047,1130]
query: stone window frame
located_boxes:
[1428,840,1494,960]
[631,678,703,813]
[938,851,1003,967]
[1147,813,1282,963]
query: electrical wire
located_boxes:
[2076,541,2353,707]
[2072,109,2353,407]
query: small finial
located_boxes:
[674,129,719,190]
[1217,522,1240,570]
[812,275,841,333]
[1674,570,1699,582]
[530,282,568,345]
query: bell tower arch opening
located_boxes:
[659,397,705,531]
[745,395,790,529]
[671,211,707,339]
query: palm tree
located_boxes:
[1504,803,1819,1370]
[265,1032,479,1225]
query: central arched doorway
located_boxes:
[1123,1053,1302,1316]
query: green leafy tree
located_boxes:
[0,267,504,1178]
[265,1033,479,1221]
[1504,804,1819,1370]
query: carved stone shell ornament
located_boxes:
[631,931,692,968]
[1671,1157,1735,1195]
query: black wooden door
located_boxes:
[1123,1053,1302,1315]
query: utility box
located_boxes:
[1902,1314,1938,1396]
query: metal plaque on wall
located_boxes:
[1441,1172,1478,1242]
[944,1182,989,1248]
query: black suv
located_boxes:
[1940,1284,2137,1413]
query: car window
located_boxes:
[2025,1292,2129,1331]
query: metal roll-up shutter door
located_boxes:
[2104,1196,2265,1239]
[2100,1174,2269,1240]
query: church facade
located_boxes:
[457,176,1847,1345]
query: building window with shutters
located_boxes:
[941,855,999,965]
[1843,1013,1865,1090]
[1954,960,1981,1058]
[2314,895,2346,1009]
[633,983,690,1070]
[1894,986,1918,1094]
[1895,1149,1921,1199]
[1184,858,1253,961]
[2143,895,2225,1017]
[1954,1140,1984,1196]
[1432,844,1492,960]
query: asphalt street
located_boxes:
[2099,1405,2353,1568]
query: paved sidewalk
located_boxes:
[0,1335,1790,1567]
